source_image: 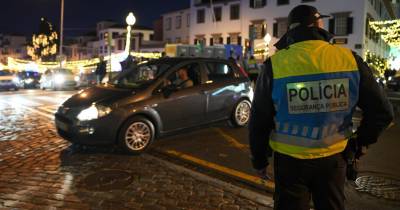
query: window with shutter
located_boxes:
[213,7,222,22]
[253,0,265,8]
[331,13,352,36]
[273,23,278,37]
[329,18,335,34]
[276,18,288,38]
[250,20,267,39]
[228,33,240,45]
[277,0,289,5]
[197,9,205,23]
[347,17,353,34]
[230,4,240,20]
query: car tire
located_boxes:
[230,99,251,127]
[118,116,155,155]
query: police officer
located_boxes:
[249,5,394,210]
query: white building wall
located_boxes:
[189,0,392,58]
[190,0,242,45]
[163,8,191,44]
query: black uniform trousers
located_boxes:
[273,152,346,210]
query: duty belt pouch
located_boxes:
[343,137,359,181]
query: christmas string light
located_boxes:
[369,19,400,47]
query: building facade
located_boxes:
[189,0,395,60]
[0,34,28,64]
[163,8,191,44]
[89,21,155,57]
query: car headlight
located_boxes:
[25,78,34,84]
[12,77,20,84]
[74,75,80,82]
[54,74,65,84]
[77,104,112,121]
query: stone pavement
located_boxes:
[0,103,271,209]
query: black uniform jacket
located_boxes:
[248,26,394,170]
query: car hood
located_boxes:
[63,86,134,108]
[0,75,14,81]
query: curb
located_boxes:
[144,153,274,209]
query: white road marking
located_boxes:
[0,100,54,119]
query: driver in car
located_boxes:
[174,68,193,88]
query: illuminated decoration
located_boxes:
[8,12,163,74]
[365,50,388,76]
[369,19,400,47]
[253,33,272,60]
[7,51,161,73]
[27,18,59,61]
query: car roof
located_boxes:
[153,57,230,63]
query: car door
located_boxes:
[154,62,207,132]
[201,61,240,122]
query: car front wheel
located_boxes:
[230,99,251,127]
[118,116,155,154]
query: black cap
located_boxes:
[288,5,330,27]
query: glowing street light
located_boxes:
[126,12,136,26]
[59,0,65,68]
[125,12,136,54]
[264,33,272,44]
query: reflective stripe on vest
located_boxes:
[270,40,360,159]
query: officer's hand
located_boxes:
[256,167,272,181]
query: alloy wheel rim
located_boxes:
[125,122,151,151]
[235,101,250,126]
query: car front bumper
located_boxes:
[0,82,18,89]
[55,112,122,145]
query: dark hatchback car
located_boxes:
[18,71,41,89]
[55,58,253,154]
[387,76,400,91]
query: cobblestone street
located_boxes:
[0,101,270,210]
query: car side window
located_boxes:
[204,62,234,83]
[166,63,201,90]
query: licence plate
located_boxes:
[56,119,68,131]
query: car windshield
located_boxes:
[110,61,173,89]
[0,70,13,76]
[20,71,40,78]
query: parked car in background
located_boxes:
[18,71,41,89]
[0,70,19,91]
[55,58,252,154]
[76,71,97,88]
[387,76,400,91]
[40,68,77,90]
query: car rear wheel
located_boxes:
[230,99,251,127]
[118,116,155,154]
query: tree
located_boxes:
[27,18,58,61]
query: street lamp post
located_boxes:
[59,0,64,68]
[125,12,136,55]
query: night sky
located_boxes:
[1,0,188,37]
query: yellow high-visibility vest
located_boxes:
[270,40,360,159]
